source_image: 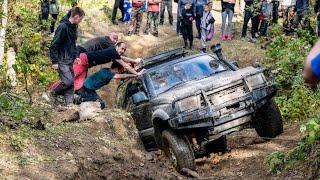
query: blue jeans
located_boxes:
[221,8,234,36]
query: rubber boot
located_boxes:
[184,40,188,49]
[189,41,193,50]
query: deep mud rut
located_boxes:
[0,3,310,179]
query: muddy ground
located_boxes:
[0,2,316,179]
[0,106,306,179]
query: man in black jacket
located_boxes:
[50,7,85,106]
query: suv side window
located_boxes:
[127,79,148,97]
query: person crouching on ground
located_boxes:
[200,2,215,53]
[181,2,195,49]
[75,62,138,109]
[49,42,143,100]
[49,7,85,106]
[143,0,162,37]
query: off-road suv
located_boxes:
[116,44,283,172]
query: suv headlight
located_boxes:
[175,95,201,112]
[246,73,266,90]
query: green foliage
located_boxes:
[0,92,54,127]
[10,125,30,151]
[265,28,320,121]
[0,94,29,121]
[301,118,320,144]
[244,0,261,16]
[4,0,58,99]
[265,26,320,174]
[266,118,320,173]
[15,155,31,165]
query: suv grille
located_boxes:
[205,80,246,107]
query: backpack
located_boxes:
[206,23,214,41]
[205,13,215,41]
[49,0,59,15]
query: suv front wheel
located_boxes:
[254,98,283,138]
[161,130,196,172]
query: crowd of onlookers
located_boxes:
[110,0,318,52]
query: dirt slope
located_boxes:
[0,106,305,179]
[0,104,182,179]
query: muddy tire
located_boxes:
[254,98,283,138]
[205,135,228,155]
[162,130,196,172]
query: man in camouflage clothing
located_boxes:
[144,0,162,36]
[159,0,173,25]
[127,0,144,35]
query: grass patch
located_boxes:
[264,25,320,174]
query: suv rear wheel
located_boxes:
[254,98,283,138]
[162,130,196,172]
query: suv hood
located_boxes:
[151,67,258,104]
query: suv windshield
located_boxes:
[148,55,229,94]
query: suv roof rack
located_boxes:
[142,47,188,68]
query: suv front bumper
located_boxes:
[168,84,276,132]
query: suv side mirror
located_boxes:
[132,92,149,104]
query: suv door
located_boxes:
[126,80,153,131]
[115,80,131,109]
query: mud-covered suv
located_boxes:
[116,44,283,172]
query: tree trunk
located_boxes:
[0,0,8,66]
[6,47,16,86]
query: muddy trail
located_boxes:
[0,105,305,179]
[0,3,311,179]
